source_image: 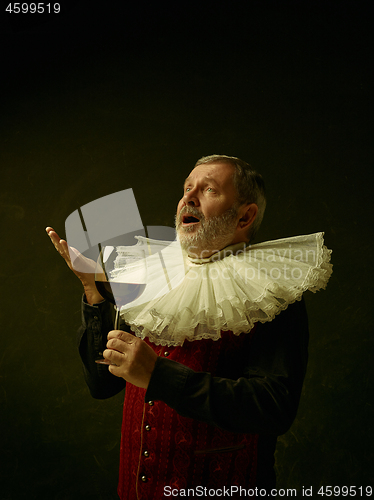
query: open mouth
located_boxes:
[182,214,200,226]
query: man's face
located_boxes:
[175,162,240,257]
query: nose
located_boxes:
[183,188,200,207]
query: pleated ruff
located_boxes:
[119,232,332,346]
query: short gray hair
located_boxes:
[195,154,266,241]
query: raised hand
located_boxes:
[46,226,104,305]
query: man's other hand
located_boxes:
[104,330,158,389]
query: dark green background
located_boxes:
[0,1,372,498]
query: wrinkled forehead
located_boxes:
[186,161,236,187]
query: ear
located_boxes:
[238,204,258,230]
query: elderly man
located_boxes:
[47,155,316,499]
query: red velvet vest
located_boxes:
[118,329,258,500]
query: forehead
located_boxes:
[186,162,236,186]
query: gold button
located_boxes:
[145,424,151,431]
[164,351,170,357]
[140,475,148,482]
[148,401,154,406]
[143,450,150,457]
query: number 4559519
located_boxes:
[5,3,61,14]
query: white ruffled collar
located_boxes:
[187,241,248,264]
[117,232,332,346]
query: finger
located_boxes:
[107,330,135,343]
[46,228,74,261]
[108,363,122,376]
[46,228,61,245]
[103,348,124,365]
[47,231,70,259]
[46,227,62,243]
[48,232,64,253]
[60,240,73,260]
[46,228,57,242]
[106,337,127,353]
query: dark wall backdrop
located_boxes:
[0,1,372,499]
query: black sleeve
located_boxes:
[77,295,127,399]
[145,299,309,435]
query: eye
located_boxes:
[206,187,214,192]
[185,187,191,192]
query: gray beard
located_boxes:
[175,205,239,257]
